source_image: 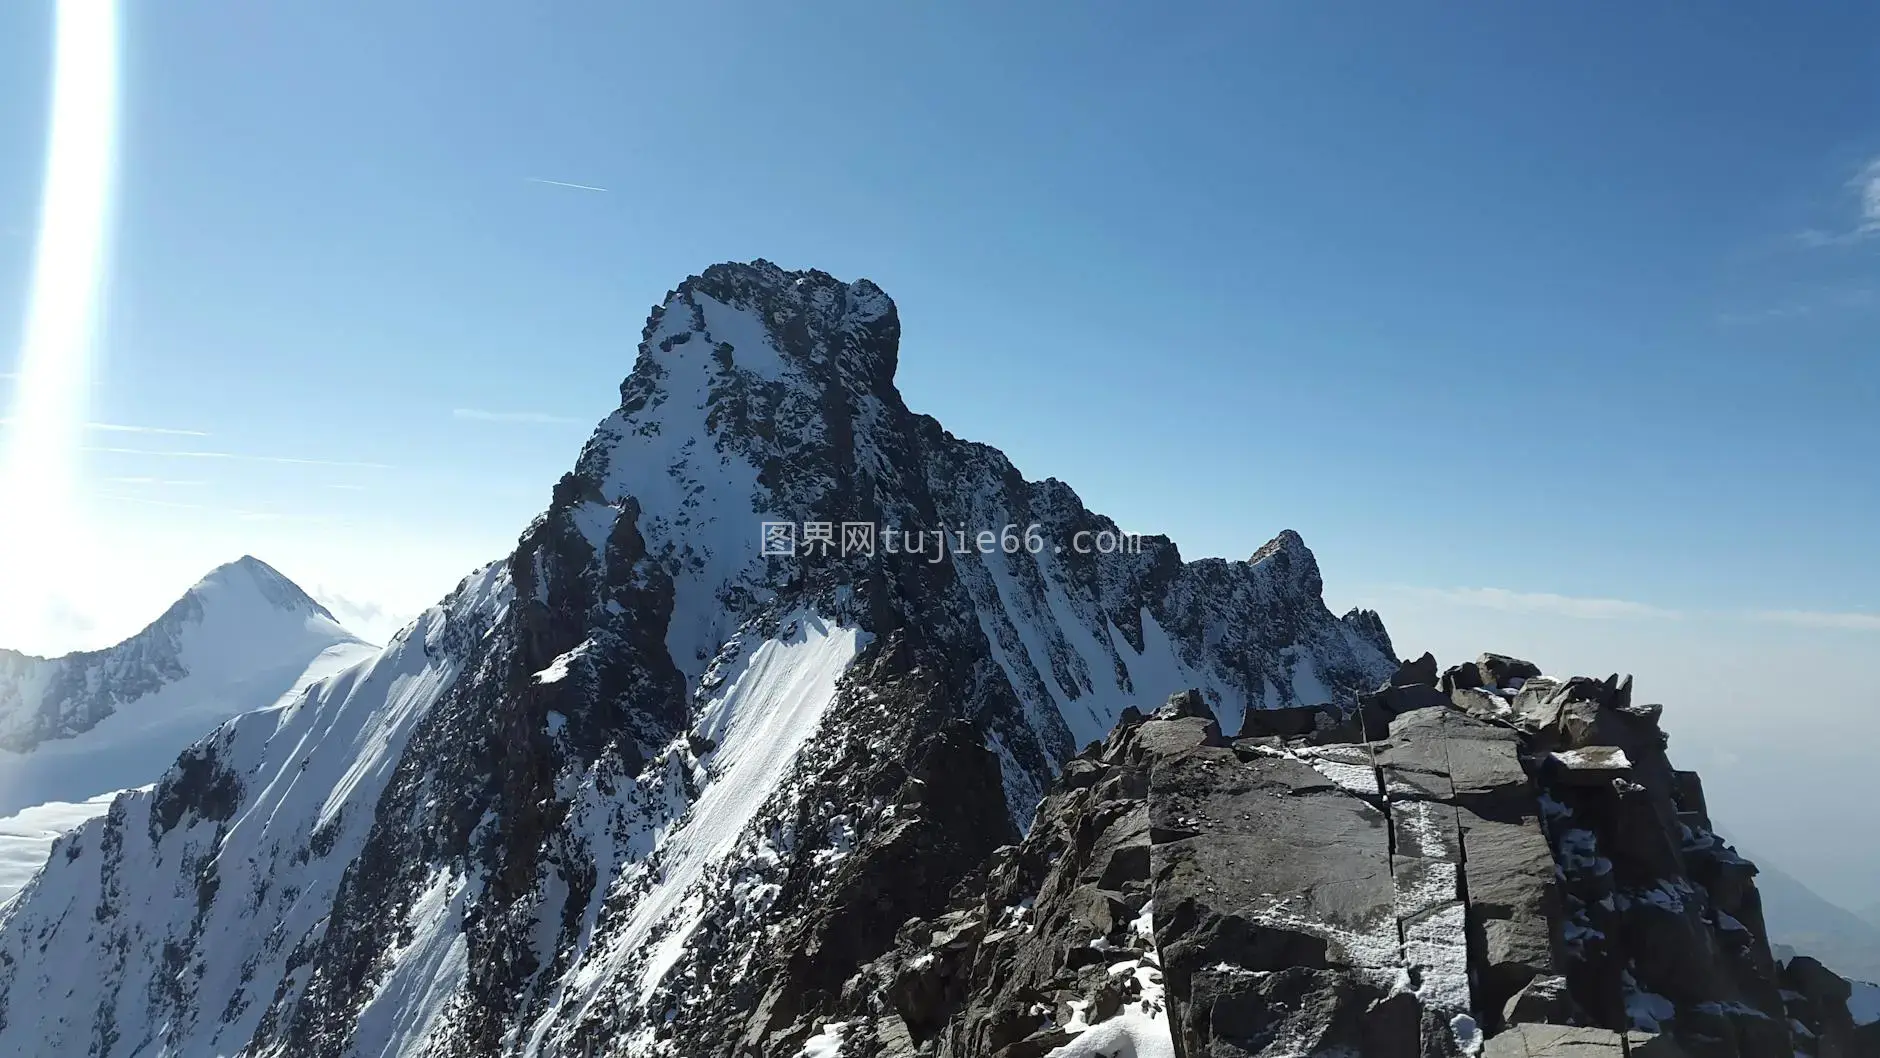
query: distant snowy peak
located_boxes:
[174,554,341,624]
[0,555,362,752]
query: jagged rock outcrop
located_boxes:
[805,659,1879,1058]
[1782,957,1880,1058]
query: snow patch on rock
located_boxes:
[1046,959,1174,1058]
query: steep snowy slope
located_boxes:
[0,262,1394,1057]
[0,557,376,903]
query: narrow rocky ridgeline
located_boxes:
[798,656,1880,1058]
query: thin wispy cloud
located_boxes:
[0,417,207,436]
[87,422,209,436]
[1714,282,1879,327]
[1404,585,1682,621]
[90,493,286,521]
[1752,609,1880,632]
[84,446,393,469]
[102,476,207,487]
[525,176,609,193]
[89,492,358,528]
[452,407,583,425]
[1794,228,1872,249]
[1390,584,1880,633]
[312,587,406,646]
[1715,303,1814,327]
[316,590,384,624]
[1795,156,1880,247]
[1856,159,1880,227]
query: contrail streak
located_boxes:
[0,0,119,652]
[0,418,207,436]
[452,407,581,424]
[526,176,610,193]
[84,446,394,469]
[83,421,206,435]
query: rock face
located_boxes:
[0,263,1395,1057]
[807,660,1880,1058]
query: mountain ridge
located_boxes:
[0,261,1395,1056]
[798,666,1880,1058]
[1,261,1862,1057]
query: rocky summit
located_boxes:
[0,262,1869,1058]
[798,657,1879,1058]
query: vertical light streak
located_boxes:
[0,0,120,651]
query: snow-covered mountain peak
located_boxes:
[179,554,339,623]
[1246,526,1324,596]
[655,258,897,381]
[0,556,363,755]
[0,556,378,905]
[617,260,898,435]
[548,261,1394,772]
[1250,525,1312,566]
[574,260,899,515]
[0,264,1403,1058]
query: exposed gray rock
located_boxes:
[1779,955,1880,1058]
[1477,655,1543,692]
[1442,660,1486,693]
[1376,708,1563,1028]
[1545,746,1635,786]
[1393,653,1442,689]
[1364,680,1451,718]
[1236,699,1377,746]
[1485,1024,1628,1057]
[1503,975,1581,1027]
[1152,744,1405,1056]
[803,658,1877,1058]
[731,720,1018,1056]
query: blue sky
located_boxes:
[1,3,1876,900]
